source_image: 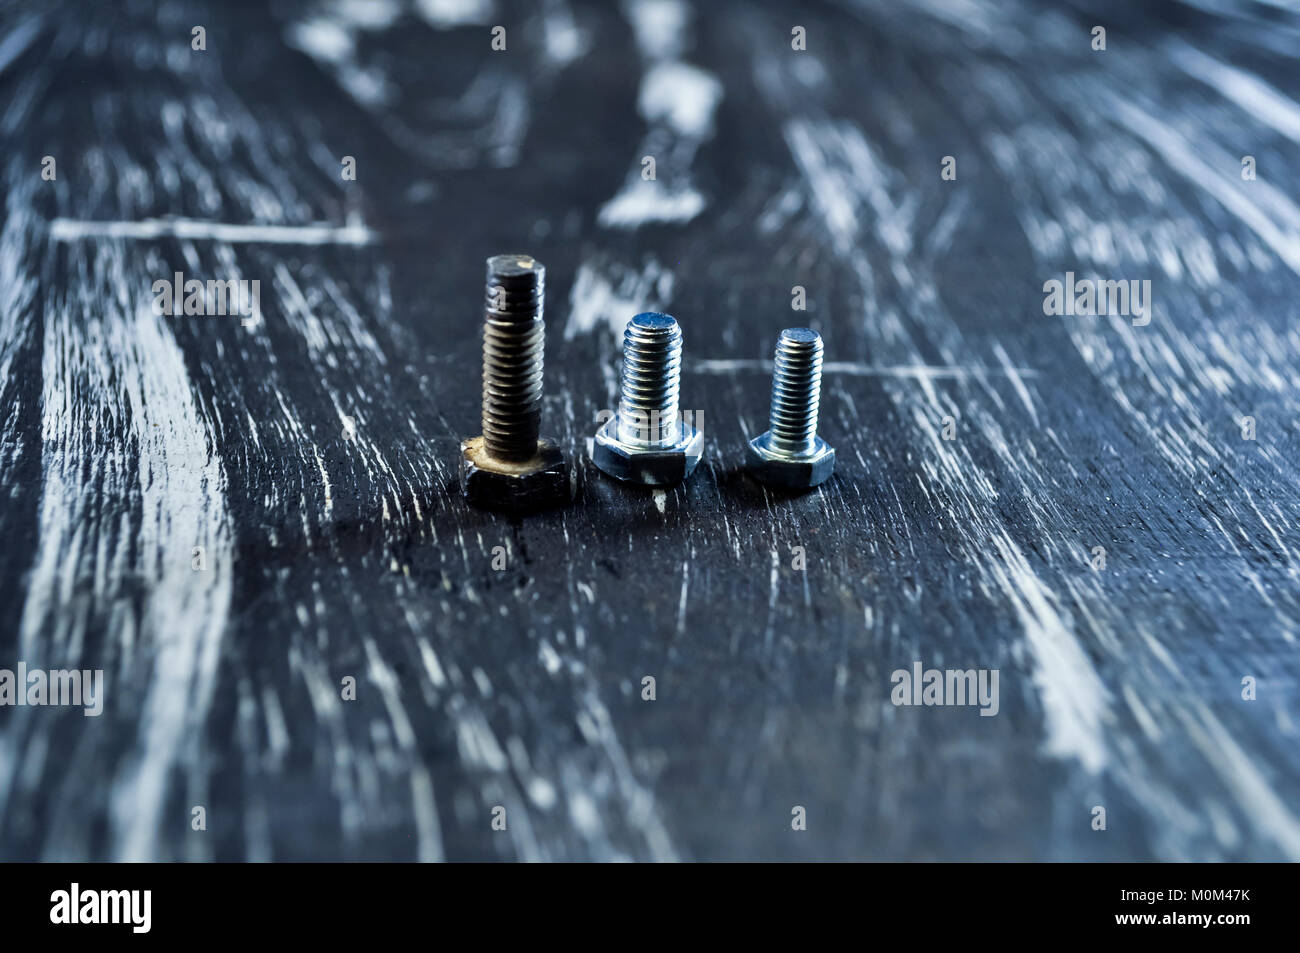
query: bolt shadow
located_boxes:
[710,459,832,510]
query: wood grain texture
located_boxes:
[0,0,1297,861]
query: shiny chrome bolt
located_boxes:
[591,312,703,486]
[747,328,835,490]
[461,254,570,511]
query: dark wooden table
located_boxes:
[1,0,1297,861]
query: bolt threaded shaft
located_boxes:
[767,328,824,455]
[616,312,682,445]
[481,255,544,462]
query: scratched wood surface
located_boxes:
[1,0,1298,862]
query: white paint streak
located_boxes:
[988,536,1110,773]
[691,359,1039,378]
[50,215,376,246]
[1169,39,1300,145]
[598,0,722,229]
[564,259,673,341]
[639,61,722,138]
[18,241,234,860]
[774,58,1111,774]
[363,636,444,861]
[416,0,495,29]
[1182,704,1300,859]
[598,181,707,228]
[542,0,588,67]
[1106,95,1300,275]
[624,0,688,59]
[0,16,42,79]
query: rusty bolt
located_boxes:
[461,254,571,512]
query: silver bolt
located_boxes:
[747,328,835,490]
[591,312,703,486]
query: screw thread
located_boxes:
[768,328,823,454]
[616,313,682,445]
[481,255,545,462]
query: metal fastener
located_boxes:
[461,254,571,511]
[747,327,835,490]
[591,312,703,486]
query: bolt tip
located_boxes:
[630,312,678,331]
[486,254,545,285]
[779,327,821,345]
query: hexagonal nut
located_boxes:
[461,436,572,512]
[591,417,703,486]
[746,432,835,490]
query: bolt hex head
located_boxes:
[746,432,835,490]
[591,416,703,486]
[461,436,572,512]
